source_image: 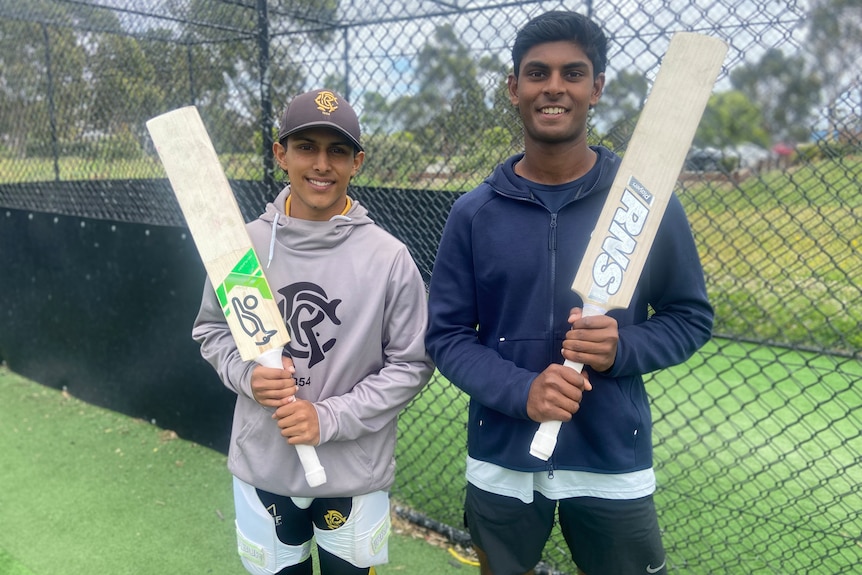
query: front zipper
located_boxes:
[548,211,559,480]
[548,211,559,363]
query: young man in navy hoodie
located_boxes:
[425,11,713,575]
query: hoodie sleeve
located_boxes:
[608,195,714,377]
[191,279,257,398]
[313,246,434,444]
[425,196,537,420]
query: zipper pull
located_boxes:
[546,460,554,479]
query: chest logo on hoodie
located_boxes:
[278,282,342,368]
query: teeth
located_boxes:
[309,179,330,186]
[542,107,565,115]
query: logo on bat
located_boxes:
[231,293,278,345]
[588,176,653,303]
[216,248,282,347]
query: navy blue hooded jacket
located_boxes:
[426,147,714,473]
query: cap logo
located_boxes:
[314,90,339,116]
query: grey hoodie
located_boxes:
[193,186,434,497]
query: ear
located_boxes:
[351,150,366,176]
[590,72,606,107]
[507,73,519,106]
[272,140,288,171]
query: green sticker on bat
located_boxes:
[215,248,274,315]
[215,248,280,346]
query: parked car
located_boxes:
[685,146,724,172]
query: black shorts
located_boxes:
[464,484,666,575]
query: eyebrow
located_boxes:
[523,59,591,70]
[291,133,352,148]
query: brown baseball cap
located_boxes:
[277,89,363,152]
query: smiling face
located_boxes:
[508,40,605,148]
[273,127,365,221]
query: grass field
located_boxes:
[680,155,862,354]
[650,340,862,573]
[394,339,862,574]
[3,339,858,575]
[0,367,474,575]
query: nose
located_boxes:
[544,71,564,95]
[313,150,330,172]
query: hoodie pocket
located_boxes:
[580,374,648,468]
[231,403,276,463]
[495,331,550,373]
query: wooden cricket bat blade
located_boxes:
[146,106,327,487]
[146,106,290,362]
[529,33,727,462]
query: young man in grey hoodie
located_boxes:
[192,88,434,575]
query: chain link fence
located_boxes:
[1,1,860,573]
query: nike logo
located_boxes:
[646,559,666,573]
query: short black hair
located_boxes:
[512,11,608,78]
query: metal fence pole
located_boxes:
[257,0,275,193]
[41,23,60,182]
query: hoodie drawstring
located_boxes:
[267,215,278,269]
[266,195,356,268]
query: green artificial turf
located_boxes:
[0,367,471,575]
[0,550,35,575]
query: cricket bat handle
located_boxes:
[529,359,585,461]
[256,348,328,487]
[529,304,603,461]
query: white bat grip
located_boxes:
[529,304,604,461]
[256,348,327,487]
[529,358,585,461]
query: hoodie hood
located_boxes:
[259,185,374,267]
[482,147,620,204]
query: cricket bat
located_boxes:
[529,33,727,461]
[147,106,327,487]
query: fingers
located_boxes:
[273,400,320,446]
[573,366,593,391]
[250,363,297,407]
[564,312,618,373]
[526,364,591,423]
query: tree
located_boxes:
[90,36,163,136]
[404,24,483,157]
[695,91,770,149]
[362,24,513,175]
[142,0,336,154]
[730,48,821,144]
[0,1,87,157]
[807,0,862,138]
[594,68,649,148]
[355,131,426,187]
